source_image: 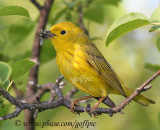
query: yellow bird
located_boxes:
[41,22,155,113]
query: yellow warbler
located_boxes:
[41,22,155,112]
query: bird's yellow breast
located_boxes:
[56,44,108,97]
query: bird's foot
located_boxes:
[70,101,79,114]
[92,112,101,118]
[90,103,99,118]
[91,102,99,113]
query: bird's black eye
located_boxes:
[60,30,66,35]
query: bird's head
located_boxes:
[38,22,89,52]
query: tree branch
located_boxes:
[25,0,54,130]
[0,107,22,120]
[26,83,56,103]
[64,88,78,101]
[0,70,159,120]
[30,0,43,10]
[77,5,89,36]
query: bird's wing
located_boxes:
[83,43,126,96]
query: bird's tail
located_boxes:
[123,86,155,106]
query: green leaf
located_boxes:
[84,4,105,23]
[40,40,56,64]
[150,6,160,22]
[0,6,30,18]
[0,62,12,85]
[11,59,35,81]
[149,25,160,32]
[3,80,10,90]
[157,37,160,53]
[105,13,150,46]
[145,63,160,72]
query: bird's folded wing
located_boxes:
[84,43,126,96]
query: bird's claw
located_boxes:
[70,101,79,114]
[92,112,101,118]
[90,103,100,118]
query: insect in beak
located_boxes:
[37,29,56,46]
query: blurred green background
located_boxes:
[0,0,160,130]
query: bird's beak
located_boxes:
[37,30,56,40]
[37,30,56,46]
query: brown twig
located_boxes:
[26,83,55,103]
[30,0,43,10]
[25,0,54,130]
[64,88,78,101]
[77,5,89,36]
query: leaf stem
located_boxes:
[6,81,13,91]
